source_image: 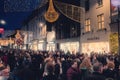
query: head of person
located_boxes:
[71,60,78,69]
[46,62,55,74]
[107,62,115,70]
[80,58,92,70]
[93,62,103,73]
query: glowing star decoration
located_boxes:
[44,0,59,23]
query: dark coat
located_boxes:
[85,72,106,80]
[42,74,57,80]
[67,67,80,80]
[103,69,116,79]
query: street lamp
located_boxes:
[0,20,6,25]
[39,23,44,27]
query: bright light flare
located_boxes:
[0,20,6,25]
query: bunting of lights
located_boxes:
[44,0,59,23]
[54,1,84,23]
[4,0,41,12]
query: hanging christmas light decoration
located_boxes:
[15,30,24,45]
[4,0,40,12]
[44,0,59,23]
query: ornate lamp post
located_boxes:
[0,20,6,25]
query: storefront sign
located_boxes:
[87,37,99,40]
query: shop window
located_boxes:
[97,14,104,30]
[85,19,91,32]
[71,27,77,37]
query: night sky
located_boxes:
[0,0,80,30]
[0,0,41,30]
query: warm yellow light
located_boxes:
[44,0,59,22]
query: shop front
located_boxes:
[38,40,46,51]
[31,40,38,51]
[46,31,56,51]
[60,41,79,54]
[46,42,56,51]
[81,42,110,55]
[80,33,110,55]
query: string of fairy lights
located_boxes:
[3,0,82,23]
[4,0,41,12]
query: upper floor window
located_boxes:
[85,0,90,11]
[85,19,91,32]
[97,14,104,30]
[97,0,103,6]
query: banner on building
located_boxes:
[111,0,120,16]
[0,28,4,34]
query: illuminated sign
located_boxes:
[0,28,4,34]
[111,0,120,16]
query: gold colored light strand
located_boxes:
[15,30,21,39]
[54,1,84,23]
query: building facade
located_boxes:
[80,0,115,54]
[22,0,81,52]
[22,0,120,54]
[22,5,47,51]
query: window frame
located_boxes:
[97,14,104,30]
[97,0,103,6]
[85,18,91,32]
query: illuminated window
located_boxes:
[97,0,103,6]
[97,14,104,29]
[85,19,91,32]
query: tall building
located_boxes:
[80,0,120,54]
[52,0,82,53]
[22,0,120,54]
[22,0,82,52]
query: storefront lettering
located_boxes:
[87,37,99,40]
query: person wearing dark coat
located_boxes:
[42,62,57,80]
[67,60,80,80]
[85,62,106,80]
[103,62,116,79]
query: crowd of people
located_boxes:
[0,49,120,80]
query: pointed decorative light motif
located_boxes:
[44,0,59,23]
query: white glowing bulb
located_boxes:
[0,20,6,25]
